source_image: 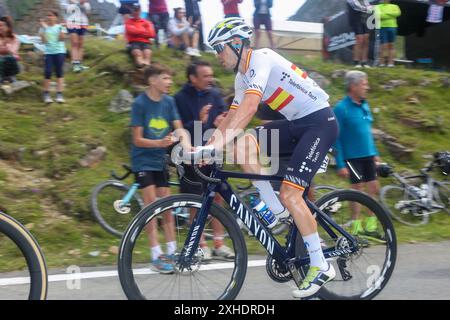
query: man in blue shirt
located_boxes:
[174,60,234,260]
[334,70,382,237]
[130,63,189,273]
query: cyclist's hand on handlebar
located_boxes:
[337,168,350,179]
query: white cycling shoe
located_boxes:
[292,263,336,299]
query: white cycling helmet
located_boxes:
[207,17,253,47]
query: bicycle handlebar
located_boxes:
[111,164,133,181]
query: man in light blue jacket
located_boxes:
[334,70,382,237]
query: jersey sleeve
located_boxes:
[244,52,271,99]
[229,74,246,110]
[130,99,144,127]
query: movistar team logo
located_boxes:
[148,117,169,135]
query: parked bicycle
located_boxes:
[0,209,48,300]
[118,151,397,300]
[379,151,450,227]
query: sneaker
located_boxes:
[387,64,395,68]
[213,245,235,260]
[363,63,372,69]
[200,246,212,261]
[191,48,202,57]
[378,63,386,67]
[79,64,90,71]
[43,93,53,104]
[151,255,174,274]
[55,93,65,104]
[73,64,81,73]
[354,64,363,68]
[292,263,336,299]
[185,47,194,56]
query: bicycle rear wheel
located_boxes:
[380,185,429,226]
[0,212,48,300]
[90,180,143,237]
[295,190,397,300]
[434,181,450,214]
[118,194,247,300]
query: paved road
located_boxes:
[1,241,449,300]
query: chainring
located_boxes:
[265,255,292,283]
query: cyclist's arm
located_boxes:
[207,93,261,151]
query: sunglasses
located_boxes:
[212,40,234,54]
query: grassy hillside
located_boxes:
[0,38,449,269]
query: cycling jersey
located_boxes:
[230,48,330,121]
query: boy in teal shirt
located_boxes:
[375,0,401,67]
[39,10,67,104]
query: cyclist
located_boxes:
[202,18,339,298]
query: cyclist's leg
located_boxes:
[276,109,338,298]
[235,120,296,215]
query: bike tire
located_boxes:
[118,194,247,300]
[0,211,48,300]
[434,181,450,214]
[380,185,429,226]
[295,189,397,300]
[90,180,143,238]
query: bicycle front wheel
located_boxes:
[118,194,247,300]
[90,180,143,237]
[0,212,48,300]
[380,185,429,226]
[295,190,397,300]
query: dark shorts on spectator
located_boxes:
[44,53,65,79]
[380,27,397,44]
[346,156,377,184]
[350,19,369,35]
[253,14,272,31]
[67,28,87,36]
[134,170,169,189]
[128,42,152,53]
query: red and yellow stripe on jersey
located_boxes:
[291,64,308,79]
[264,87,294,111]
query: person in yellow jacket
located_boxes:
[375,0,401,67]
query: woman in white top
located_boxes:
[167,7,201,57]
[65,0,90,72]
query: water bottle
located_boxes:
[250,196,278,229]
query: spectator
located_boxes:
[65,0,90,73]
[125,3,156,68]
[0,16,19,84]
[347,0,374,68]
[222,0,243,18]
[184,0,204,51]
[174,61,234,260]
[253,0,274,49]
[148,0,169,48]
[375,0,401,67]
[130,63,189,273]
[39,10,67,104]
[118,0,139,21]
[333,71,382,237]
[168,7,201,57]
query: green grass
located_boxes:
[0,37,449,271]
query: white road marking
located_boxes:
[0,260,267,286]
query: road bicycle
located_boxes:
[0,210,48,300]
[91,163,337,237]
[118,152,397,300]
[379,152,450,226]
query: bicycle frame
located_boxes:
[179,166,359,269]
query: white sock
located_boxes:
[252,180,285,214]
[151,245,163,261]
[166,241,176,256]
[303,233,328,270]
